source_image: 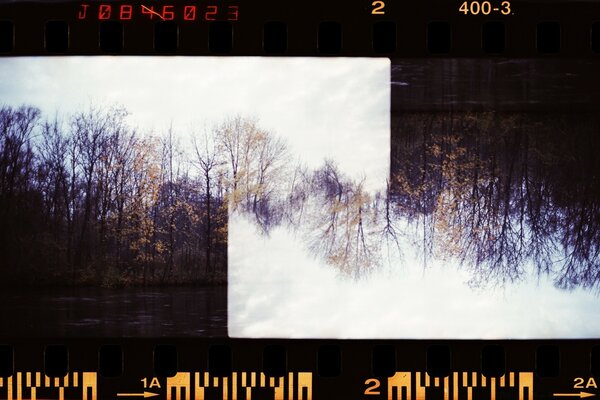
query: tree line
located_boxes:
[0,102,395,284]
[0,104,290,286]
[3,103,600,292]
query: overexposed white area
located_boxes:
[0,57,389,192]
[229,216,600,338]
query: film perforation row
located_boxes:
[0,20,600,54]
[0,344,599,379]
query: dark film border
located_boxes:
[0,1,597,55]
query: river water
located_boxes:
[391,58,600,111]
[0,286,227,337]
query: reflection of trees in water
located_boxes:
[273,159,381,279]
[391,111,600,291]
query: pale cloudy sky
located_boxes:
[0,57,390,191]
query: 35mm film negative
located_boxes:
[1,0,600,399]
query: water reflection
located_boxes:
[0,286,227,337]
[387,59,600,293]
[391,110,600,291]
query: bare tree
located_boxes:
[194,128,221,278]
[70,105,128,272]
[0,105,41,278]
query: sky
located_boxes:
[0,56,390,192]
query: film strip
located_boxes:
[1,0,600,399]
[0,0,599,54]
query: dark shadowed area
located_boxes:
[0,286,227,337]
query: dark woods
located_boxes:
[0,104,265,287]
[392,111,600,292]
